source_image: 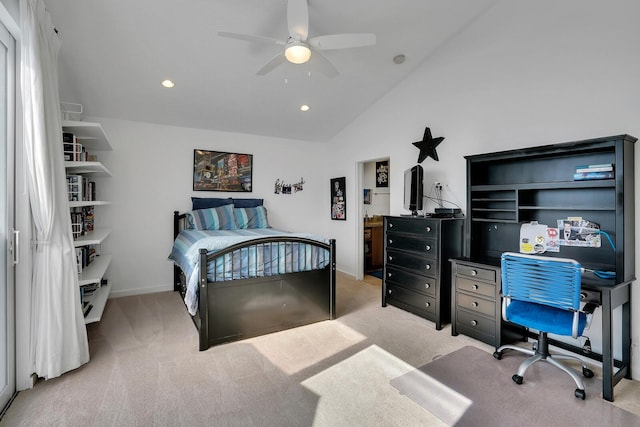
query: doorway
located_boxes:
[356,158,390,281]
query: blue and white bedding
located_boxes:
[169,228,331,316]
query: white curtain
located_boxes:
[20,0,89,379]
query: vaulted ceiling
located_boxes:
[44,0,497,141]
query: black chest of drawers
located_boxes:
[450,258,526,346]
[382,216,463,330]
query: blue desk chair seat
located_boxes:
[493,252,595,400]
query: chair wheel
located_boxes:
[575,388,586,400]
[493,351,502,360]
[512,374,523,385]
[583,367,594,378]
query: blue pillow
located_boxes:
[187,204,237,230]
[234,206,270,229]
[191,197,233,210]
[232,198,263,208]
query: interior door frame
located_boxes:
[0,9,16,414]
[355,156,390,281]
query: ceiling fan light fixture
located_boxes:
[285,43,311,64]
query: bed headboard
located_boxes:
[173,210,189,239]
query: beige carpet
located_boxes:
[1,272,639,426]
[391,346,640,426]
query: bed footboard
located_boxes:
[197,237,336,350]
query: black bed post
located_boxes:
[173,211,181,292]
[329,238,336,320]
[198,248,209,351]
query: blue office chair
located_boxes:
[493,252,595,400]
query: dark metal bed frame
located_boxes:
[173,211,336,350]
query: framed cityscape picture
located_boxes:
[330,177,346,220]
[193,149,253,192]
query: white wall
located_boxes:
[323,0,640,375]
[0,0,18,27]
[91,117,327,297]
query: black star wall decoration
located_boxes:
[412,126,445,163]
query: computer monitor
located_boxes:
[403,165,423,216]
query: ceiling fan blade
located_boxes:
[218,31,285,46]
[309,33,376,50]
[287,0,309,40]
[310,50,339,79]
[256,52,286,75]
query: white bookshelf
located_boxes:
[62,120,112,151]
[69,200,111,208]
[63,120,113,324]
[74,228,112,247]
[64,161,112,176]
[78,254,112,286]
[84,283,110,324]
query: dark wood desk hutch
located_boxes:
[450,134,635,401]
[382,216,463,330]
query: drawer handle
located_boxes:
[470,270,478,276]
[425,302,430,308]
[389,223,394,228]
[388,289,393,294]
[425,244,431,251]
[472,302,478,308]
[425,264,431,270]
[425,226,431,232]
[389,256,393,261]
[387,272,392,277]
[389,239,393,244]
[424,283,430,289]
[472,284,479,290]
[470,320,478,327]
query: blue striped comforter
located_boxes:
[169,228,330,315]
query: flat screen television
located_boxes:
[403,165,424,216]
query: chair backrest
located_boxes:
[501,252,582,312]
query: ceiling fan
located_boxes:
[218,0,376,78]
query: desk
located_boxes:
[450,257,631,402]
[576,276,631,402]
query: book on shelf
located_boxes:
[573,171,615,181]
[75,248,83,274]
[70,206,95,238]
[66,175,96,202]
[67,174,83,201]
[74,245,96,272]
[63,132,92,161]
[82,301,93,317]
[82,282,100,295]
[574,163,614,173]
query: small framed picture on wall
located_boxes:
[331,177,346,220]
[376,161,389,188]
[363,188,371,204]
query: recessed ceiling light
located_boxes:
[161,79,175,88]
[300,104,310,112]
